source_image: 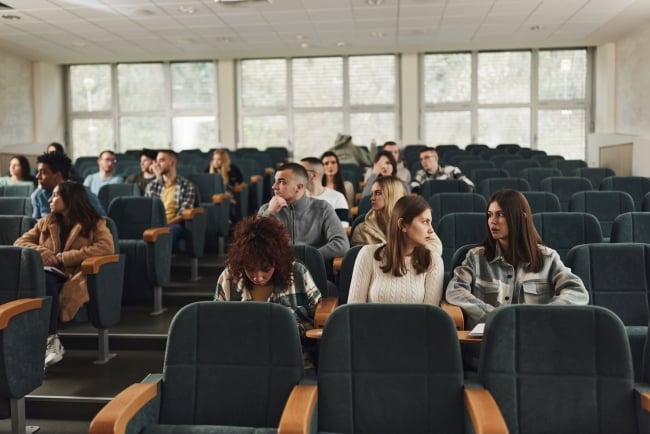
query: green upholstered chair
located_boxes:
[438,212,487,280]
[550,158,588,176]
[489,154,522,169]
[572,167,615,191]
[568,190,635,240]
[477,304,650,434]
[501,159,540,177]
[469,168,509,186]
[539,176,593,211]
[0,216,35,246]
[0,184,34,197]
[457,160,495,181]
[97,183,142,212]
[0,197,32,216]
[466,143,489,154]
[532,212,603,261]
[107,197,172,314]
[643,192,650,211]
[518,167,562,190]
[521,191,561,213]
[477,177,531,200]
[232,156,263,215]
[188,173,232,255]
[335,244,363,305]
[600,176,650,211]
[611,212,650,243]
[419,179,472,198]
[427,192,486,230]
[565,243,650,382]
[90,301,306,434]
[281,303,506,434]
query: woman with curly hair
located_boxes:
[215,215,322,338]
[321,151,355,208]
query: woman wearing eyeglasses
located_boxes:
[446,189,588,329]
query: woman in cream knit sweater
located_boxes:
[347,195,444,305]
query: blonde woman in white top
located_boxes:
[347,195,444,305]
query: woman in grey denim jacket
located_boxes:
[446,189,588,328]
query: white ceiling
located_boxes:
[0,0,648,64]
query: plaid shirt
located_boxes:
[410,165,475,192]
[145,175,196,217]
[215,261,322,337]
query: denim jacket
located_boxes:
[446,244,588,328]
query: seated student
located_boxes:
[125,148,157,192]
[410,146,475,193]
[0,155,36,187]
[83,150,124,195]
[446,189,589,329]
[215,216,322,368]
[207,149,244,223]
[299,157,350,227]
[15,181,114,368]
[321,151,355,209]
[352,175,442,255]
[347,195,444,305]
[361,150,410,197]
[364,141,411,183]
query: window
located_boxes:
[239,55,398,160]
[68,61,218,157]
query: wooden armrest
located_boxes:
[234,183,248,193]
[143,227,171,243]
[441,301,464,331]
[90,382,158,434]
[0,298,43,330]
[314,297,338,328]
[82,254,120,275]
[355,192,361,203]
[277,384,318,434]
[264,167,274,175]
[182,207,205,220]
[212,193,228,204]
[332,257,343,274]
[250,175,262,184]
[345,226,351,236]
[464,389,509,434]
[641,392,650,413]
[350,206,359,218]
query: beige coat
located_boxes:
[15,216,114,321]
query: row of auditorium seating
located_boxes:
[87,301,650,433]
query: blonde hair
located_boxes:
[370,176,406,234]
[210,149,231,186]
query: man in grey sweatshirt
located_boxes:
[258,163,349,262]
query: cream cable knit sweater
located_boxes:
[347,244,444,305]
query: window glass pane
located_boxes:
[173,116,216,151]
[478,51,531,103]
[70,65,112,112]
[241,59,286,109]
[350,112,396,149]
[424,111,472,147]
[71,118,114,157]
[538,109,585,159]
[171,62,216,110]
[349,55,396,105]
[118,64,165,112]
[293,57,343,108]
[539,50,587,100]
[120,116,166,150]
[241,115,287,149]
[424,53,471,104]
[293,112,343,160]
[478,108,530,146]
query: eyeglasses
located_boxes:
[101,158,117,163]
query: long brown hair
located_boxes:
[320,151,346,196]
[480,189,544,271]
[375,195,432,276]
[55,181,103,237]
[210,149,231,186]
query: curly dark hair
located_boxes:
[225,216,295,291]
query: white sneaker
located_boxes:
[45,335,65,368]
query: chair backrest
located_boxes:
[0,246,46,303]
[437,212,486,274]
[0,215,36,246]
[515,148,546,159]
[466,143,489,154]
[496,143,521,153]
[530,154,564,167]
[318,304,464,434]
[568,190,635,238]
[107,196,167,239]
[643,192,650,211]
[550,159,588,176]
[572,167,615,191]
[266,147,289,167]
[521,191,561,213]
[457,160,495,181]
[566,243,650,326]
[600,176,650,211]
[292,244,329,297]
[187,173,225,203]
[539,176,593,211]
[489,154,522,168]
[610,212,650,243]
[427,192,486,229]
[477,177,530,200]
[356,193,372,216]
[469,168,509,185]
[0,197,32,216]
[419,179,471,198]
[518,167,562,190]
[336,245,363,304]
[532,212,603,261]
[479,304,636,434]
[97,183,142,212]
[0,184,34,197]
[501,159,540,177]
[160,301,303,428]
